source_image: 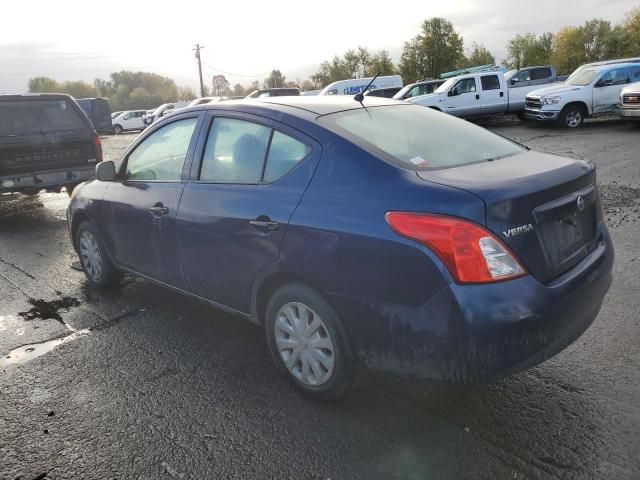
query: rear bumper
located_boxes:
[617,107,640,118]
[0,166,95,193]
[524,108,560,122]
[338,226,614,382]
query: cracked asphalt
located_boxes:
[1,119,640,479]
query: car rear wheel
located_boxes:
[75,221,122,288]
[113,124,123,135]
[559,105,586,128]
[265,284,356,401]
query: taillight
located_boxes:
[385,212,527,284]
[93,134,103,162]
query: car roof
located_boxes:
[199,95,405,116]
[0,93,74,101]
[589,62,640,72]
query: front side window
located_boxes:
[125,117,197,181]
[599,68,631,86]
[514,70,531,82]
[319,104,523,171]
[454,78,477,94]
[200,118,271,182]
[481,75,500,91]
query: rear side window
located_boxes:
[0,100,88,137]
[126,118,197,181]
[319,104,523,171]
[481,75,500,90]
[531,68,551,80]
[200,118,271,182]
[264,132,311,182]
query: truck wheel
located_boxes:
[264,283,356,401]
[559,105,586,128]
[75,221,123,288]
[113,124,123,135]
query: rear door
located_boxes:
[0,98,96,178]
[479,74,505,114]
[593,67,631,113]
[176,112,321,313]
[101,113,202,287]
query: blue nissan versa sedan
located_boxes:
[67,96,614,400]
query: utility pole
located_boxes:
[193,43,205,97]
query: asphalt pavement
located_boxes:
[1,119,639,480]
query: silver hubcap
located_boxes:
[566,110,582,127]
[79,230,103,280]
[274,302,335,386]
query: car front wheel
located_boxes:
[113,124,123,135]
[75,220,123,288]
[265,284,356,401]
[559,105,586,128]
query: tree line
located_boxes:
[27,8,640,105]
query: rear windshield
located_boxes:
[0,99,88,137]
[318,104,523,170]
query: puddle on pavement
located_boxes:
[0,329,89,367]
[18,297,80,322]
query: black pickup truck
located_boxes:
[0,94,102,196]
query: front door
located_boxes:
[177,113,321,313]
[101,114,201,287]
[593,67,631,114]
[444,77,480,117]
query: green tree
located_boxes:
[398,17,465,81]
[623,8,640,56]
[465,43,495,67]
[300,79,318,91]
[211,75,231,95]
[178,86,196,100]
[263,70,286,88]
[365,50,396,77]
[59,80,98,99]
[28,76,60,93]
[232,83,246,96]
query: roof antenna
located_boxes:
[354,72,380,102]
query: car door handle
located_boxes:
[476,94,480,100]
[149,205,169,216]
[500,91,504,97]
[249,219,279,231]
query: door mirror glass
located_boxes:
[448,88,457,97]
[125,117,198,181]
[96,161,116,182]
[510,78,517,85]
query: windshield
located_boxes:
[504,70,517,80]
[435,78,456,94]
[319,104,522,171]
[567,69,599,86]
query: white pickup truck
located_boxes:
[408,66,562,118]
[525,62,640,127]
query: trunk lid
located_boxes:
[418,151,601,283]
[0,98,96,177]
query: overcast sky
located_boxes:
[0,0,636,94]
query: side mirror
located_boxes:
[510,78,517,85]
[96,161,116,182]
[448,89,457,97]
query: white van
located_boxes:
[111,110,147,134]
[319,75,403,96]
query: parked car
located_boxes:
[617,82,640,120]
[393,80,445,100]
[301,90,321,96]
[111,111,122,119]
[408,66,562,118]
[67,96,613,400]
[364,87,402,98]
[525,63,640,127]
[505,65,569,86]
[566,57,640,83]
[111,110,147,134]
[188,97,221,107]
[76,97,113,134]
[1,94,102,196]
[143,102,190,126]
[245,88,301,98]
[319,75,403,96]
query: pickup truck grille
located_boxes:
[525,97,542,110]
[622,94,640,105]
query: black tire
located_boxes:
[558,104,586,128]
[113,124,123,135]
[74,220,123,288]
[265,283,356,401]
